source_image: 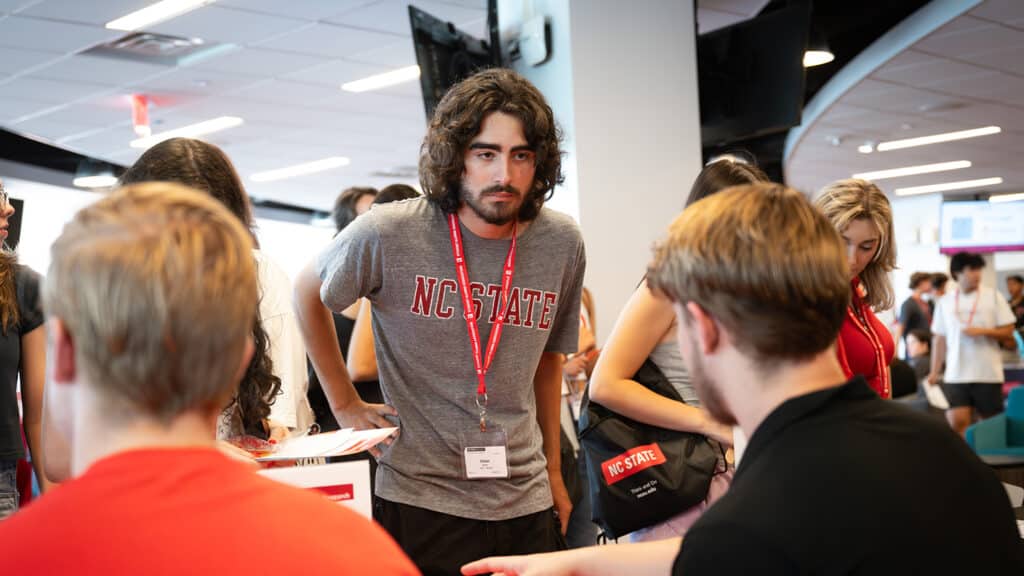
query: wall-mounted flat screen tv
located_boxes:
[940,200,1024,254]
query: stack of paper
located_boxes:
[921,379,949,410]
[256,427,398,462]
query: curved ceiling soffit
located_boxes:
[783,0,983,184]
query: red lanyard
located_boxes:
[913,295,931,325]
[838,281,891,399]
[954,290,979,327]
[447,213,518,415]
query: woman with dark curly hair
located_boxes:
[0,180,49,517]
[119,138,307,443]
[295,67,585,573]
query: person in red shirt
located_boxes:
[814,179,896,398]
[0,183,418,576]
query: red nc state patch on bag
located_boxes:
[601,443,666,485]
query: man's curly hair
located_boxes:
[419,68,563,219]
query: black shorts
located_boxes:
[373,497,566,576]
[941,382,1004,417]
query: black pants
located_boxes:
[373,497,567,576]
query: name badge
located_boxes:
[460,428,510,480]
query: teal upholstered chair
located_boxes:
[965,387,1024,456]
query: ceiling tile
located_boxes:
[934,102,1024,132]
[31,53,171,86]
[256,21,402,58]
[926,71,1024,106]
[0,15,120,54]
[281,58,385,86]
[128,67,264,98]
[348,38,417,67]
[970,0,1024,23]
[227,79,342,106]
[916,18,1024,58]
[840,82,977,117]
[0,0,36,12]
[0,76,112,105]
[0,46,62,75]
[0,96,52,122]
[53,125,136,154]
[17,0,153,26]
[878,48,933,70]
[319,90,422,119]
[871,56,987,88]
[149,5,310,46]
[32,97,139,128]
[187,46,332,78]
[218,0,377,21]
[955,43,1024,77]
[326,0,484,37]
[9,116,97,141]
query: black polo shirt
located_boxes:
[674,377,1024,575]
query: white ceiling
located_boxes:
[0,0,761,212]
[787,0,1024,199]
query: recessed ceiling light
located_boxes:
[342,66,421,93]
[73,175,119,188]
[894,177,1003,196]
[853,160,971,181]
[858,143,875,154]
[989,192,1024,204]
[250,157,351,182]
[803,50,835,67]
[106,0,216,31]
[130,116,243,149]
[876,126,1001,152]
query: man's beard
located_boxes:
[460,184,531,225]
[687,337,737,426]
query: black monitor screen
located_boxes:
[698,4,810,147]
[410,5,496,121]
[6,197,22,251]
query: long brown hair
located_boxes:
[120,138,281,436]
[0,250,18,335]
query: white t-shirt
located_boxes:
[931,285,1015,384]
[255,250,313,433]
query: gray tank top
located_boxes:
[648,340,701,407]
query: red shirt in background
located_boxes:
[0,447,419,576]
[837,279,896,399]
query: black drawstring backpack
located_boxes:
[577,357,720,539]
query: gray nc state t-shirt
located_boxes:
[317,197,585,520]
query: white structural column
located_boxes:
[500,0,703,340]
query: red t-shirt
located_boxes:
[0,448,419,576]
[837,281,896,398]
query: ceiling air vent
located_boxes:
[81,32,232,66]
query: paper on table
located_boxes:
[256,427,398,461]
[922,378,949,410]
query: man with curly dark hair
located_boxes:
[295,68,585,575]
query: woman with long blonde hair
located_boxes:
[814,179,896,398]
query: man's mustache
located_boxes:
[481,185,521,196]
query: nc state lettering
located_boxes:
[410,275,557,329]
[600,443,667,486]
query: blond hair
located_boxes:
[648,183,849,368]
[43,183,257,423]
[814,179,895,311]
